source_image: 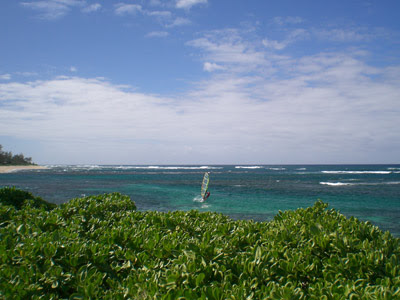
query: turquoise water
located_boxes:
[1,164,399,236]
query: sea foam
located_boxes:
[114,166,222,170]
[320,181,400,186]
[235,166,262,169]
[321,171,391,174]
[320,182,353,186]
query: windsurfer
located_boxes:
[201,172,210,201]
[203,191,210,201]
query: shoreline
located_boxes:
[0,165,47,173]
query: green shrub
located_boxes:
[0,186,56,211]
[0,194,399,299]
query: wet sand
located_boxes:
[0,165,47,173]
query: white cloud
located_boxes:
[263,29,309,50]
[262,39,287,50]
[70,66,77,72]
[314,28,372,42]
[1,45,399,164]
[15,72,39,77]
[184,28,400,163]
[21,0,85,20]
[147,10,172,18]
[166,17,191,27]
[114,5,173,22]
[0,77,183,163]
[146,31,169,38]
[203,62,224,72]
[21,0,104,19]
[262,25,373,53]
[114,3,143,15]
[188,29,269,73]
[82,3,101,13]
[273,16,304,26]
[176,0,207,9]
[1,21,399,164]
[0,74,11,80]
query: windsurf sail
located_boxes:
[201,172,210,199]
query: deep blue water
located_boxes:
[1,164,399,236]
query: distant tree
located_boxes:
[0,145,35,165]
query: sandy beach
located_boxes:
[0,165,47,173]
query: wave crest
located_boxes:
[235,166,263,169]
[321,171,391,174]
[320,182,353,186]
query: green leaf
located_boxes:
[196,273,205,286]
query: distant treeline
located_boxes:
[0,144,35,165]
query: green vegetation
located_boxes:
[0,144,35,165]
[0,186,56,211]
[0,189,399,299]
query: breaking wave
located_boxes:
[321,171,391,174]
[320,182,353,186]
[320,181,400,186]
[235,166,263,169]
[123,166,222,170]
[47,165,222,171]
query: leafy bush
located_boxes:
[0,187,56,211]
[0,193,399,299]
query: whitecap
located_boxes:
[193,196,204,203]
[321,171,391,174]
[125,166,222,170]
[320,182,353,186]
[235,166,262,169]
[76,164,101,169]
[320,181,400,186]
[114,166,141,170]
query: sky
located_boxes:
[0,0,400,165]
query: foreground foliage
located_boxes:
[0,186,56,211]
[0,191,399,299]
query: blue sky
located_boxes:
[1,0,400,164]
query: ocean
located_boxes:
[1,164,399,237]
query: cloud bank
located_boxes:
[1,41,399,164]
[2,7,399,163]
